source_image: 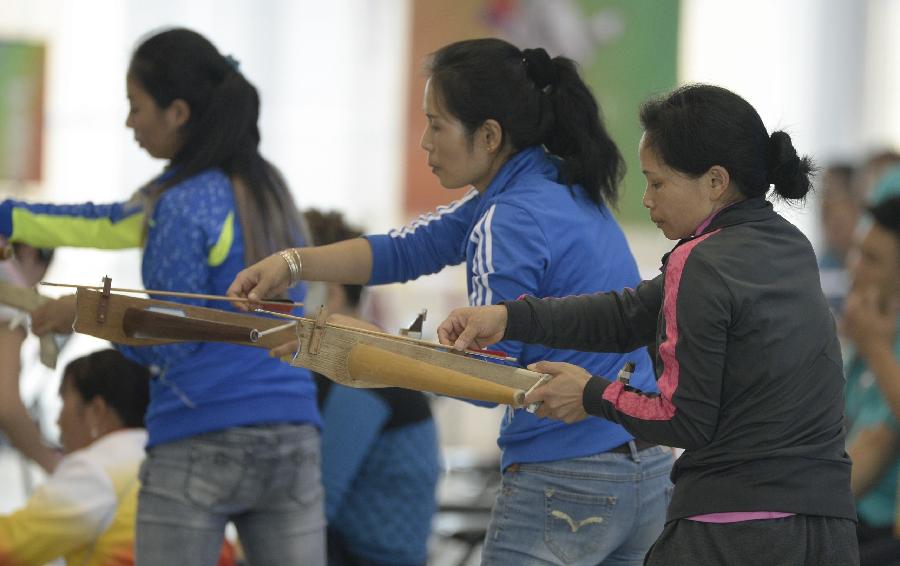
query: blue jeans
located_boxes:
[481,444,673,566]
[135,424,326,566]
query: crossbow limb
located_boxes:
[72,283,546,407]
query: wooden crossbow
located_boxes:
[61,278,547,407]
[0,282,61,368]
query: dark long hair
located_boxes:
[62,350,150,428]
[426,38,624,207]
[129,28,305,263]
[639,84,815,201]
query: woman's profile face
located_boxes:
[420,79,497,191]
[56,378,93,453]
[125,75,182,160]
[639,133,716,240]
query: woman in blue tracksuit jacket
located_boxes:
[0,29,325,565]
[230,39,672,566]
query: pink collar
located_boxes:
[693,201,740,237]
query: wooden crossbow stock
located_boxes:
[65,278,548,408]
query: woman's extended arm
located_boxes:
[0,326,61,472]
[439,274,663,354]
[228,238,374,306]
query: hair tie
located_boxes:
[224,54,241,72]
[522,48,558,91]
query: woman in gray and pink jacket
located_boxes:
[439,84,858,566]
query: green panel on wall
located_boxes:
[0,41,45,182]
[577,0,679,225]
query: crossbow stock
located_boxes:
[68,279,547,407]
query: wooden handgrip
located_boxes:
[122,308,257,344]
[347,343,526,407]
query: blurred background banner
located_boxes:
[403,0,679,224]
[0,40,45,183]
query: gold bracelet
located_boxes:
[279,249,302,287]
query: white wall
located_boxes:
[679,0,869,244]
[861,0,900,153]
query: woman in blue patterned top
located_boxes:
[229,38,672,566]
[1,28,325,565]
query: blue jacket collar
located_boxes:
[460,146,560,259]
[479,146,556,203]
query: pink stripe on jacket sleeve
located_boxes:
[602,230,720,420]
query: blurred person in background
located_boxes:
[869,163,900,205]
[0,244,61,473]
[0,349,154,566]
[304,209,441,566]
[856,149,900,202]
[817,164,860,315]
[230,38,672,566]
[842,196,900,566]
[1,28,324,565]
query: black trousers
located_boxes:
[644,515,860,566]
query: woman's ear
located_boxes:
[167,98,191,129]
[707,165,731,201]
[479,119,504,154]
[86,396,117,435]
[86,396,108,419]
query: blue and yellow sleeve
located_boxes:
[0,199,144,249]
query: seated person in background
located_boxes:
[0,243,62,473]
[869,163,900,205]
[0,349,150,566]
[305,209,441,566]
[817,164,859,315]
[842,196,900,566]
[856,149,900,202]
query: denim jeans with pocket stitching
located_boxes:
[135,423,325,566]
[481,444,673,566]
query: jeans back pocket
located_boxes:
[185,442,247,509]
[289,435,323,506]
[544,488,616,564]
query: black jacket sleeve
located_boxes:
[503,274,663,353]
[581,252,730,449]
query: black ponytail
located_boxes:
[767,130,814,200]
[129,28,305,264]
[427,38,624,207]
[640,84,815,202]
